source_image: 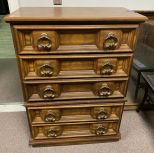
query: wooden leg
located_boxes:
[137,84,148,112]
[135,71,141,100]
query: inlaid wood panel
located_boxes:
[32,121,119,140]
[20,54,132,79]
[27,102,124,124]
[13,26,137,54]
[23,78,128,102]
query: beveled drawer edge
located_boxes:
[24,74,129,81]
[19,53,133,59]
[13,24,139,30]
[23,77,128,84]
[31,118,121,125]
[26,102,124,110]
[25,98,126,107]
[31,120,119,126]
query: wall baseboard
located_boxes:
[0,104,25,112]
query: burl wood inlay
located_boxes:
[5,7,147,146]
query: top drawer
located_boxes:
[13,25,137,54]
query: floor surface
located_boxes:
[0,58,23,104]
[0,111,153,153]
[0,15,15,58]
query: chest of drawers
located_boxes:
[5,7,147,146]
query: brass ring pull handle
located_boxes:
[40,64,53,77]
[100,62,114,75]
[45,112,56,122]
[96,111,108,120]
[98,83,113,97]
[47,128,58,137]
[42,86,55,99]
[95,126,107,136]
[103,33,118,50]
[37,33,52,51]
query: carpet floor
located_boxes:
[0,111,154,153]
[0,58,23,104]
[0,15,15,58]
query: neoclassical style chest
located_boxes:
[5,7,146,146]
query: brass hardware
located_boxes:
[40,64,53,77]
[42,109,61,122]
[103,33,118,50]
[95,126,107,136]
[47,126,62,138]
[37,33,52,51]
[44,111,56,122]
[47,128,58,137]
[91,107,109,120]
[96,110,108,120]
[98,83,113,96]
[100,62,114,75]
[42,85,55,99]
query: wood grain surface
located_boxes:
[5,7,147,146]
[5,7,147,22]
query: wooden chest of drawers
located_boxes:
[5,7,147,146]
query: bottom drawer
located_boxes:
[32,121,119,140]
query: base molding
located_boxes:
[29,133,121,146]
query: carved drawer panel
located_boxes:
[14,26,137,54]
[16,30,59,52]
[96,30,122,50]
[24,78,128,102]
[20,54,132,79]
[27,102,124,124]
[31,121,119,139]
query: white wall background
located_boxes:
[8,0,154,13]
[7,0,19,13]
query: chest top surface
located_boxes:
[5,7,147,23]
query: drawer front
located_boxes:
[31,121,119,139]
[27,102,124,124]
[20,54,132,79]
[24,78,128,102]
[14,25,137,54]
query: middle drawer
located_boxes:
[27,101,124,124]
[19,54,132,80]
[24,78,128,102]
